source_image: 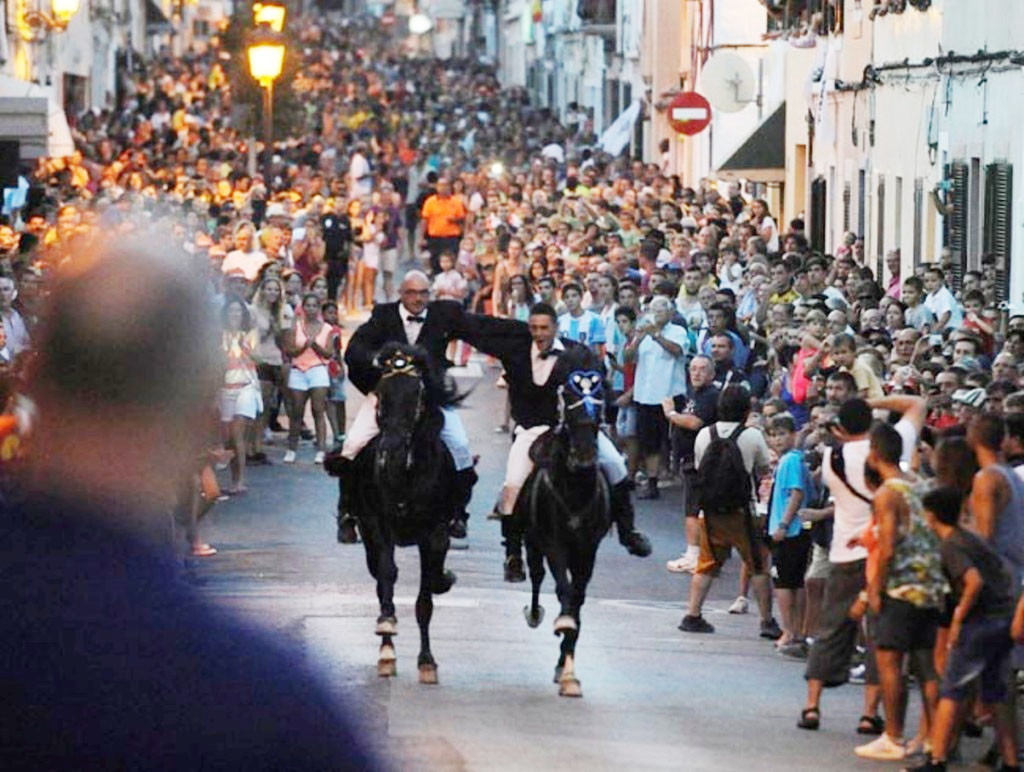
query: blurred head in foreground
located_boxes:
[29,235,221,515]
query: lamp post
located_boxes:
[246,23,285,185]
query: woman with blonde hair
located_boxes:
[249,276,293,463]
[220,296,262,494]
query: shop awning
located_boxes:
[145,0,172,34]
[0,75,74,159]
[716,102,786,182]
[598,100,640,157]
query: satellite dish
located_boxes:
[699,52,757,113]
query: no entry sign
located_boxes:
[668,92,711,136]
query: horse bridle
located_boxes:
[375,353,426,423]
[557,369,605,429]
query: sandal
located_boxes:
[191,544,217,557]
[797,707,820,730]
[856,714,884,735]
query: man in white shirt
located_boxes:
[923,265,963,330]
[798,394,926,732]
[220,247,268,282]
[348,144,373,201]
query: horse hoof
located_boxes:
[553,666,563,684]
[375,616,398,636]
[559,677,583,698]
[553,614,577,634]
[431,570,457,595]
[522,604,545,628]
[378,659,397,678]
[418,664,439,685]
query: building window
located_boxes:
[969,158,983,267]
[876,175,886,280]
[983,162,1012,303]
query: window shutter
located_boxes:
[947,160,969,292]
[913,178,923,267]
[842,182,851,233]
[983,162,1012,303]
[810,176,827,253]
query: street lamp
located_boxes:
[247,24,286,184]
[252,1,286,32]
[408,12,433,35]
[17,0,81,41]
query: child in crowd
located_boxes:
[961,289,996,357]
[766,414,813,651]
[830,333,885,399]
[611,306,639,478]
[916,486,1019,772]
[321,301,346,446]
[432,251,468,302]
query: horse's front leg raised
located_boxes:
[416,539,439,685]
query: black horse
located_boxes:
[341,342,460,684]
[515,348,611,698]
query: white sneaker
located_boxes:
[283,450,296,464]
[314,451,325,465]
[728,596,749,614]
[854,733,905,761]
[666,553,698,573]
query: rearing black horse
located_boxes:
[516,347,611,698]
[344,342,460,684]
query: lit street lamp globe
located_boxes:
[408,13,433,35]
[247,37,285,85]
[51,0,81,26]
[252,1,286,32]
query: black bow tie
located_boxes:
[406,315,426,324]
[538,348,560,360]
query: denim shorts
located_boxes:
[940,615,1013,703]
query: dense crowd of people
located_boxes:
[1,10,1023,771]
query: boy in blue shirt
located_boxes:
[766,413,813,652]
[558,281,606,357]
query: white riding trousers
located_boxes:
[341,393,474,471]
[499,424,627,514]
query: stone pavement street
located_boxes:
[187,357,978,771]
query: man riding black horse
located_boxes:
[337,270,477,542]
[462,302,652,581]
[339,342,461,684]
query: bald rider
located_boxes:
[341,271,477,537]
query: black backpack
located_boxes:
[696,424,751,516]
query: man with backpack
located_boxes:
[680,384,782,638]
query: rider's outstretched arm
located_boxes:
[455,313,531,364]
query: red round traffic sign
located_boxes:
[668,92,712,136]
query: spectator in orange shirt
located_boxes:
[420,178,466,274]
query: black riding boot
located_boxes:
[448,466,477,539]
[610,480,652,557]
[334,458,359,544]
[501,516,526,582]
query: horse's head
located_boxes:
[557,355,604,473]
[373,342,429,489]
